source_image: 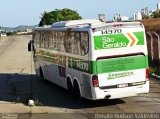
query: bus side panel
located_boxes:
[66,67,93,99]
[34,54,61,84]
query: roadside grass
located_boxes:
[141,18,160,31]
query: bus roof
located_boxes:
[51,19,103,28]
[34,19,143,30]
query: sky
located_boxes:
[0,0,160,27]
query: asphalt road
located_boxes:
[0,36,160,119]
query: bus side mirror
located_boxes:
[28,40,32,52]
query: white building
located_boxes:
[133,12,142,21]
[98,14,106,22]
[120,16,129,21]
[137,12,142,20]
[141,7,149,16]
[0,29,7,37]
[0,33,7,37]
[113,13,121,21]
[133,13,136,21]
[17,29,32,35]
[113,13,129,21]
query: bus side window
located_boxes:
[53,32,58,51]
[84,33,89,53]
[44,31,48,49]
[50,31,55,50]
[36,31,40,49]
[59,32,65,52]
[48,31,52,50]
[40,31,45,48]
[64,32,71,53]
[80,32,89,55]
[70,32,75,54]
[75,32,81,55]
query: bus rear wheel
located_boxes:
[73,81,81,100]
[67,79,74,98]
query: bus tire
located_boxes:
[67,79,74,98]
[39,67,46,82]
[73,80,81,100]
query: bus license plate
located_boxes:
[118,83,128,88]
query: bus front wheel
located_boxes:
[39,67,46,82]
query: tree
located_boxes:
[142,15,149,19]
[39,8,82,26]
[151,11,160,18]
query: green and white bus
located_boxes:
[31,19,149,100]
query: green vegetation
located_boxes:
[7,31,17,36]
[142,15,149,19]
[39,8,82,26]
[143,11,160,19]
[151,11,160,18]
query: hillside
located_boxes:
[141,18,160,31]
[1,25,37,32]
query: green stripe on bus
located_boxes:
[96,55,148,73]
[36,51,91,73]
[94,34,129,50]
[134,31,144,45]
[90,61,97,74]
[94,32,145,50]
[36,51,148,74]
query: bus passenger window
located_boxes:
[59,32,65,52]
[70,32,75,54]
[50,32,55,50]
[75,32,81,55]
[80,32,89,55]
[44,32,49,49]
[64,32,71,53]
